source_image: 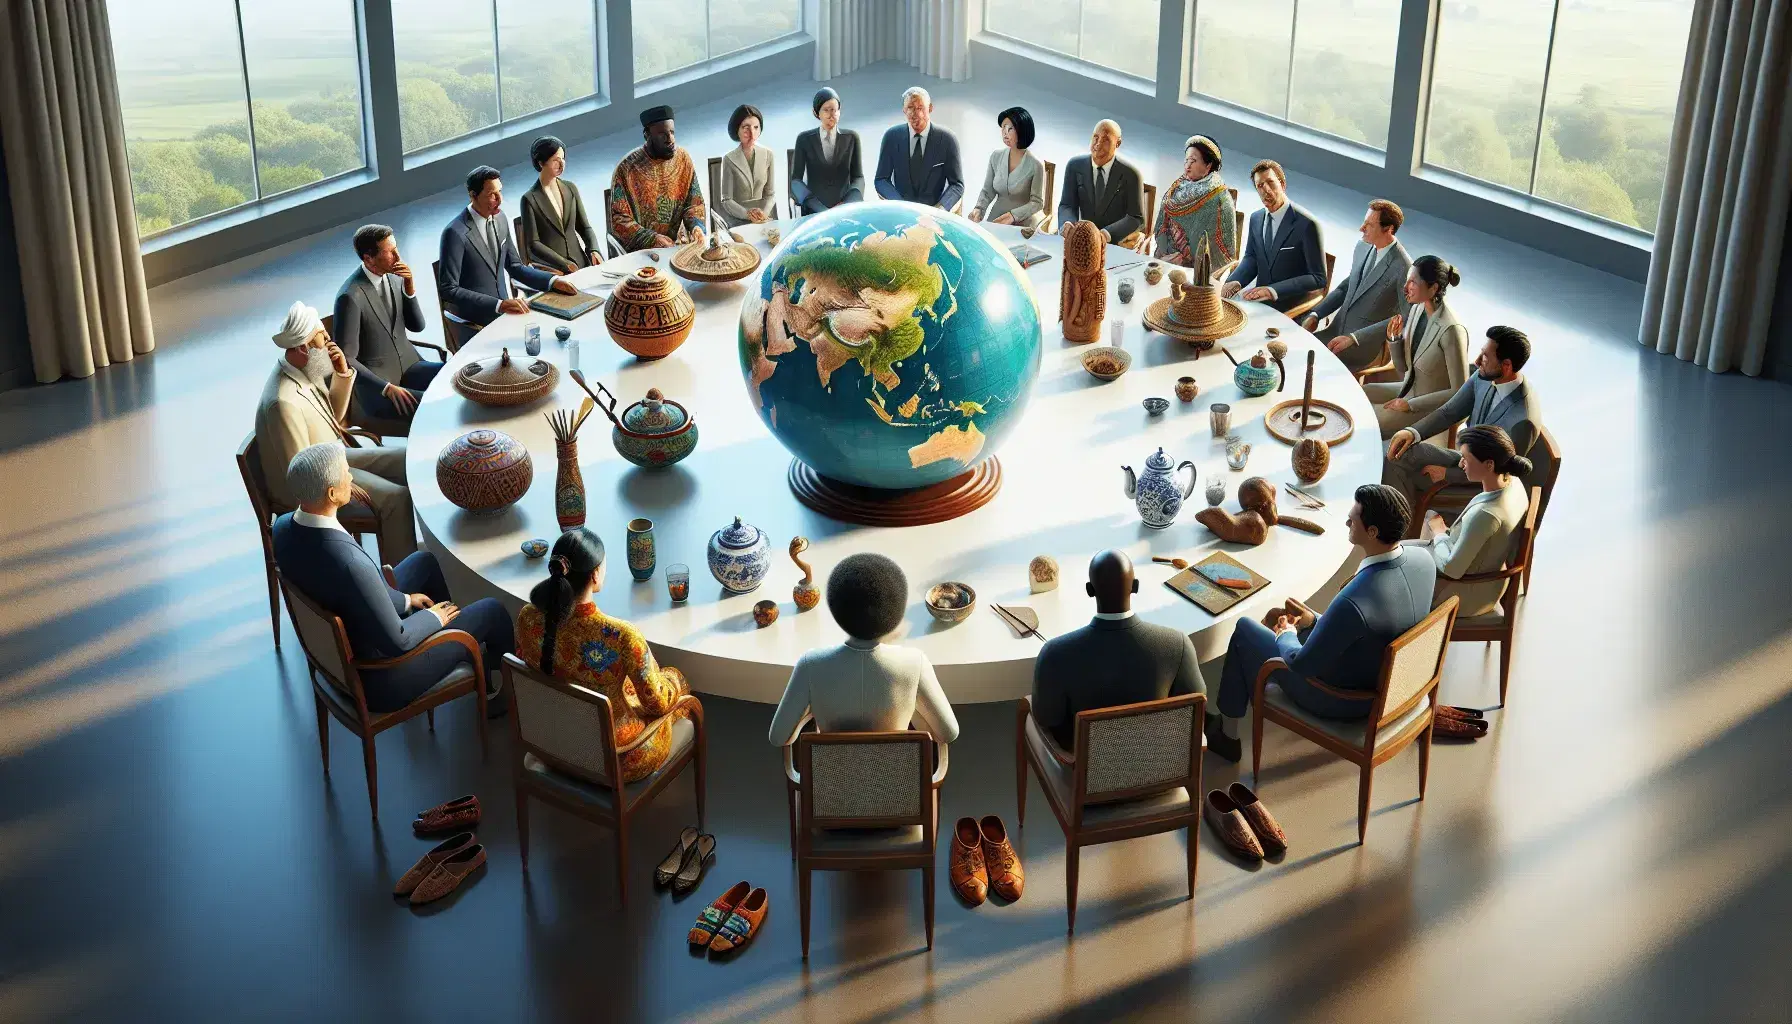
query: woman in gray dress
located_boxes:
[518,135,602,273]
[718,104,778,227]
[968,106,1046,230]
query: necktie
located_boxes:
[382,274,398,327]
[913,133,923,160]
[487,218,508,298]
[1096,166,1107,199]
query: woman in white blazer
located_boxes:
[967,106,1046,230]
[1406,425,1533,618]
[718,104,778,227]
[1363,255,1470,439]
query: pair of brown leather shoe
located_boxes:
[414,795,480,836]
[393,832,487,905]
[1434,704,1489,739]
[1204,783,1287,861]
[951,815,1024,905]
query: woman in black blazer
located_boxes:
[790,87,865,215]
[519,135,602,272]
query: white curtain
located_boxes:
[906,0,975,83]
[809,0,976,82]
[1639,0,1792,376]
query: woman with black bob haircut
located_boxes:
[719,103,778,226]
[968,105,1046,230]
[1362,253,1471,439]
[514,528,699,782]
[790,87,866,214]
[518,134,604,273]
[1406,424,1534,618]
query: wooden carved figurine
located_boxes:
[1195,505,1269,545]
[1239,475,1325,535]
[790,536,820,611]
[1292,437,1330,483]
[1060,220,1106,343]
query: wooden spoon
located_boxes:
[1152,556,1190,569]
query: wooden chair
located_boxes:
[1283,252,1336,321]
[429,260,479,354]
[1041,159,1057,232]
[321,312,447,365]
[501,654,705,905]
[1130,182,1157,253]
[786,147,800,218]
[282,574,488,819]
[1441,486,1541,704]
[235,433,381,648]
[1413,427,1561,574]
[1353,342,1400,386]
[600,187,635,257]
[1016,692,1205,934]
[790,729,943,958]
[1251,595,1461,843]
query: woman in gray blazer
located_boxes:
[519,136,602,273]
[1362,255,1470,439]
[968,106,1046,230]
[790,87,865,214]
[718,104,778,227]
[1406,425,1533,617]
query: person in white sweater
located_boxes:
[1404,425,1533,618]
[768,553,959,747]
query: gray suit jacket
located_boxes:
[1055,154,1145,242]
[519,178,600,273]
[1030,615,1206,750]
[790,127,865,210]
[1312,240,1411,357]
[1384,298,1470,419]
[1406,375,1542,462]
[332,268,427,397]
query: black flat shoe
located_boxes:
[671,833,717,895]
[655,826,699,888]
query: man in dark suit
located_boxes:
[271,442,513,713]
[873,86,964,210]
[1304,199,1412,372]
[438,165,575,330]
[1054,119,1147,249]
[1385,325,1541,504]
[1223,160,1327,313]
[1030,550,1207,751]
[791,87,865,214]
[333,224,435,434]
[1207,485,1436,761]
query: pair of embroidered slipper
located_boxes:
[393,832,487,905]
[654,826,717,894]
[687,881,768,957]
[1434,705,1490,740]
[414,795,480,836]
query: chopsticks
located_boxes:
[1283,483,1325,510]
[991,604,1045,642]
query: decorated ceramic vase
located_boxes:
[1121,448,1197,530]
[627,518,656,581]
[611,388,699,468]
[553,439,586,529]
[605,266,695,359]
[1234,352,1280,397]
[708,516,771,593]
[436,429,533,514]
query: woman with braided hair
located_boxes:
[515,528,697,782]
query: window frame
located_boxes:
[979,0,1160,85]
[631,0,807,88]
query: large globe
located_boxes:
[739,202,1043,490]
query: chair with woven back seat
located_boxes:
[790,729,943,958]
[1412,427,1560,578]
[1131,182,1157,254]
[429,260,479,354]
[1251,595,1461,843]
[281,574,488,819]
[1441,486,1541,705]
[236,432,381,648]
[600,187,641,258]
[501,653,705,905]
[1016,691,1205,935]
[1283,252,1336,321]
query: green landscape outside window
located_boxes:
[982,0,1161,82]
[632,0,802,84]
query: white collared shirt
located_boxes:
[542,177,564,220]
[1492,374,1524,405]
[468,203,506,252]
[1363,238,1393,277]
[910,124,930,156]
[821,128,837,161]
[1092,609,1136,621]
[293,508,346,534]
[1358,546,1403,571]
[1264,201,1286,242]
[361,264,400,311]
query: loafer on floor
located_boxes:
[708,886,768,956]
[1204,790,1265,861]
[689,881,751,948]
[1438,704,1486,721]
[980,815,1024,902]
[950,817,988,905]
[394,832,478,896]
[408,842,486,904]
[1226,783,1287,855]
[655,826,699,888]
[414,795,480,835]
[1433,714,1488,740]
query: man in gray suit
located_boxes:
[1054,119,1147,249]
[1384,325,1540,506]
[334,224,436,434]
[1303,199,1411,373]
[1030,550,1206,751]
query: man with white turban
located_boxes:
[254,301,416,560]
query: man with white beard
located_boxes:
[254,301,416,560]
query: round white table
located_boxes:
[406,220,1379,703]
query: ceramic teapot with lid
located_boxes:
[1122,447,1197,529]
[570,372,699,469]
[708,516,771,594]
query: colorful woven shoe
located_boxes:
[1204,789,1265,861]
[1226,783,1287,855]
[950,817,988,905]
[979,815,1024,902]
[689,881,750,948]
[393,832,478,897]
[707,886,768,956]
[414,795,480,835]
[407,842,486,905]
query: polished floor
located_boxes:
[4,63,1792,1023]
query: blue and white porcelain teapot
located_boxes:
[1122,448,1197,530]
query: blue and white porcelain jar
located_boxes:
[707,516,771,594]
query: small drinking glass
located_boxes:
[524,324,542,357]
[1205,476,1227,507]
[666,563,690,603]
[1209,403,1232,438]
[1227,443,1252,471]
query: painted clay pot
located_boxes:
[437,429,533,514]
[612,387,698,468]
[708,516,771,593]
[604,266,695,359]
[1117,279,1136,304]
[752,599,780,627]
[925,582,977,624]
[1234,352,1279,397]
[1292,437,1331,483]
[1028,555,1059,594]
[1143,262,1164,286]
[1175,376,1200,402]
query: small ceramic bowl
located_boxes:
[1081,345,1133,382]
[1264,327,1281,339]
[925,582,977,624]
[521,538,549,558]
[554,326,572,342]
[1175,376,1199,402]
[752,599,779,628]
[1142,396,1170,416]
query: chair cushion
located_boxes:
[1263,682,1429,752]
[319,663,475,721]
[521,717,695,811]
[1454,611,1507,630]
[807,825,930,856]
[1024,715,1193,826]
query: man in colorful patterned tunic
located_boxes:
[610,105,709,252]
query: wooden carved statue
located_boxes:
[1195,476,1324,543]
[1060,220,1106,343]
[790,536,820,611]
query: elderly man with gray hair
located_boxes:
[272,442,514,714]
[254,300,416,561]
[873,85,964,210]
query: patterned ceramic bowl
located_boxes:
[925,582,977,624]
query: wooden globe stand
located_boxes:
[788,457,1003,526]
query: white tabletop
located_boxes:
[407,219,1380,702]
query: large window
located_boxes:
[1424,0,1696,230]
[1189,0,1403,150]
[982,0,1161,82]
[633,0,802,83]
[393,0,601,154]
[111,0,367,238]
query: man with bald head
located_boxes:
[1055,120,1146,248]
[1028,550,1206,751]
